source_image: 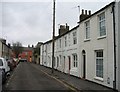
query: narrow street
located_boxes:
[3,62,72,91]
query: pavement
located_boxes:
[31,63,118,92]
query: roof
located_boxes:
[78,1,115,23]
[42,25,79,45]
[41,1,115,45]
[55,25,79,40]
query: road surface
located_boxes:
[3,62,72,91]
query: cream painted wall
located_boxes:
[40,2,119,90]
[79,5,114,88]
[116,1,120,91]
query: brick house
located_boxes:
[19,47,34,62]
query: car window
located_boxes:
[0,59,3,66]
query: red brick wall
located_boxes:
[19,50,32,62]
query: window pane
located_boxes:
[85,21,90,39]
[99,13,106,36]
[96,50,103,78]
[76,62,78,67]
[74,62,75,67]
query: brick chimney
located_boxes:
[59,23,69,36]
[79,9,91,22]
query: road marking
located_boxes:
[32,65,79,92]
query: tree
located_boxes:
[12,42,23,58]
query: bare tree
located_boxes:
[12,42,23,58]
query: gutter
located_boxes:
[112,2,117,90]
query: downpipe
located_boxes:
[112,2,117,90]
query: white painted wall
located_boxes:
[39,2,119,90]
[47,42,52,68]
[79,5,114,88]
[116,1,120,91]
[40,44,43,65]
[49,26,80,77]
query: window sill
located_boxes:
[84,39,91,42]
[97,35,106,40]
[94,77,104,82]
[71,67,77,71]
[73,43,77,45]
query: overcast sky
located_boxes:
[0,0,114,47]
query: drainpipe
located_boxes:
[112,2,117,90]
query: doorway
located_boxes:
[82,50,86,79]
[68,56,71,74]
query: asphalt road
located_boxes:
[3,62,71,91]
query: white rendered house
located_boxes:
[39,1,120,91]
[78,1,120,90]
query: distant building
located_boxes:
[19,47,34,62]
[33,42,43,64]
[0,38,12,59]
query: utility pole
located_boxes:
[52,0,56,74]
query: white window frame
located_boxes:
[73,32,77,44]
[98,12,106,37]
[68,33,71,46]
[64,36,67,47]
[72,54,78,68]
[95,50,104,78]
[85,20,90,39]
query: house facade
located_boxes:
[19,47,34,62]
[34,42,43,64]
[79,2,115,89]
[39,1,120,91]
[116,1,120,91]
[0,38,12,59]
[54,25,80,77]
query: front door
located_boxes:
[82,50,86,79]
[68,56,71,74]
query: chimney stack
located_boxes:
[82,9,84,15]
[89,10,91,15]
[85,10,87,15]
[79,9,91,22]
[59,23,69,36]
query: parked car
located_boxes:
[19,59,27,62]
[0,68,6,83]
[0,68,3,90]
[0,57,10,82]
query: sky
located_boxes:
[0,0,114,47]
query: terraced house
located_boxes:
[39,1,120,91]
[0,38,13,59]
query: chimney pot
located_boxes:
[82,9,84,14]
[85,10,87,15]
[89,10,91,15]
[66,23,67,27]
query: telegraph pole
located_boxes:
[52,0,56,74]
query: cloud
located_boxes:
[1,2,52,46]
[1,0,114,3]
[1,1,113,47]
